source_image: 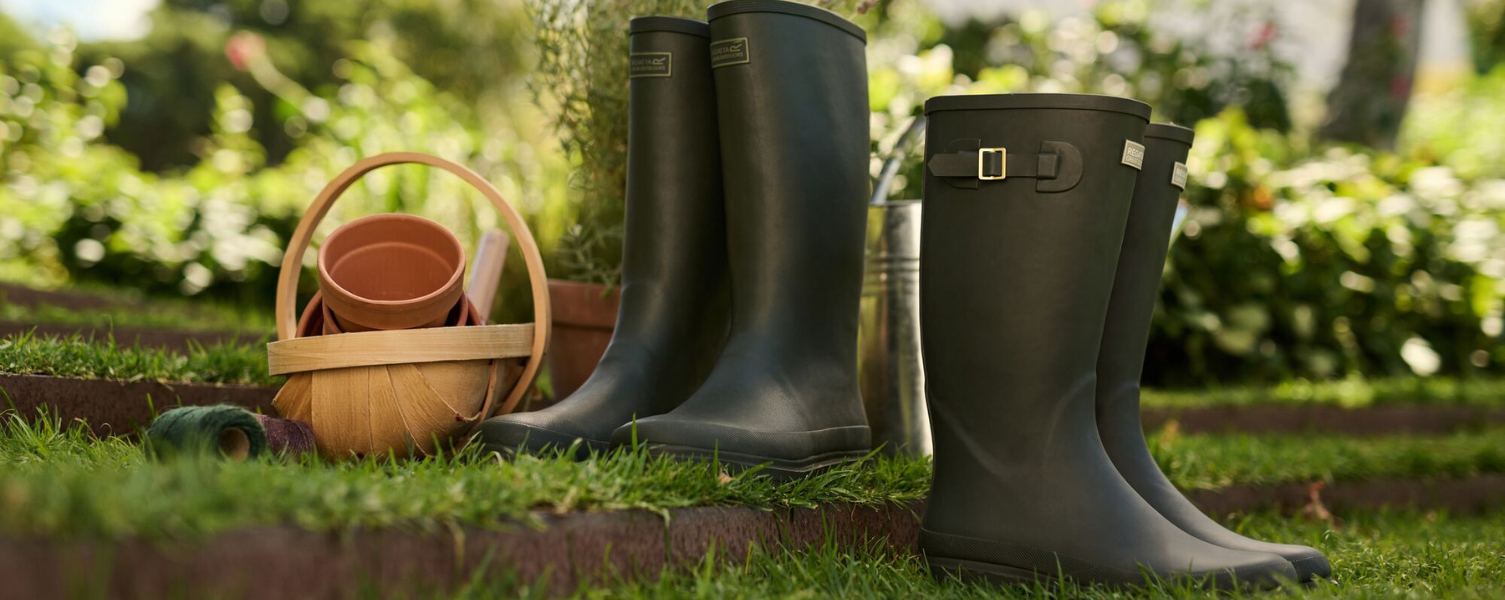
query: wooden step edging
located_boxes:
[3,475,1504,600]
[0,501,921,600]
[0,374,277,436]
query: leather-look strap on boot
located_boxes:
[927,138,1083,192]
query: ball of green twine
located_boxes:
[146,405,268,461]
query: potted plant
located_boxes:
[529,0,704,398]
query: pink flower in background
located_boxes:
[1249,22,1277,51]
[225,32,266,72]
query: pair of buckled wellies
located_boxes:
[917,95,1330,589]
[480,0,872,478]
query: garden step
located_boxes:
[3,476,1503,599]
[0,374,277,436]
[0,501,920,600]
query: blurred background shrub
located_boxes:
[0,0,1499,385]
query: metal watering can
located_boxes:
[858,118,1193,457]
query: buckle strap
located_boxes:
[927,138,1083,193]
[927,149,1060,180]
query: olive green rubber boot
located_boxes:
[917,94,1296,589]
[1097,123,1331,583]
[479,17,729,459]
[610,0,871,477]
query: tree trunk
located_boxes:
[1318,0,1426,149]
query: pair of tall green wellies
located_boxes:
[479,0,1330,589]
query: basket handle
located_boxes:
[273,152,551,370]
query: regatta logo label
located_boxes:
[710,37,750,68]
[629,52,672,78]
[1121,140,1145,170]
[1171,161,1189,189]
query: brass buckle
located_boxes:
[978,147,1006,181]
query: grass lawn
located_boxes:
[1151,430,1505,490]
[1142,377,1505,410]
[0,284,275,333]
[438,509,1504,599]
[0,332,277,386]
[0,410,1502,540]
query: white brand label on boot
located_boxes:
[1171,161,1188,189]
[710,38,750,68]
[629,52,673,78]
[1121,140,1145,170]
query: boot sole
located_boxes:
[927,555,1046,586]
[643,443,870,479]
[482,437,611,461]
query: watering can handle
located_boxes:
[272,152,551,370]
[871,115,927,206]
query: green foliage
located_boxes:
[1466,0,1505,73]
[1401,65,1505,180]
[0,331,275,386]
[532,0,875,285]
[0,33,570,323]
[78,0,535,171]
[1156,110,1504,384]
[867,0,1292,201]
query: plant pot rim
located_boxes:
[317,213,466,326]
[924,93,1151,121]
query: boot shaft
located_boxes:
[1096,123,1195,420]
[707,0,869,358]
[919,94,1150,474]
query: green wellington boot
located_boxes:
[479,17,730,459]
[610,0,872,477]
[1097,123,1331,583]
[917,94,1296,588]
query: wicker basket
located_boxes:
[266,152,551,458]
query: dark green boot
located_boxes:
[1097,123,1331,583]
[479,17,729,459]
[610,0,871,477]
[917,94,1296,589]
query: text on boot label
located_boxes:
[1121,140,1145,170]
[630,52,673,78]
[1171,161,1188,189]
[710,38,750,68]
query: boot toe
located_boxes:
[478,411,609,459]
[1284,548,1332,584]
[1190,553,1298,591]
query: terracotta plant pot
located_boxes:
[317,213,466,332]
[546,279,621,399]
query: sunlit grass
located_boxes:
[1143,376,1505,409]
[0,301,275,334]
[0,331,276,386]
